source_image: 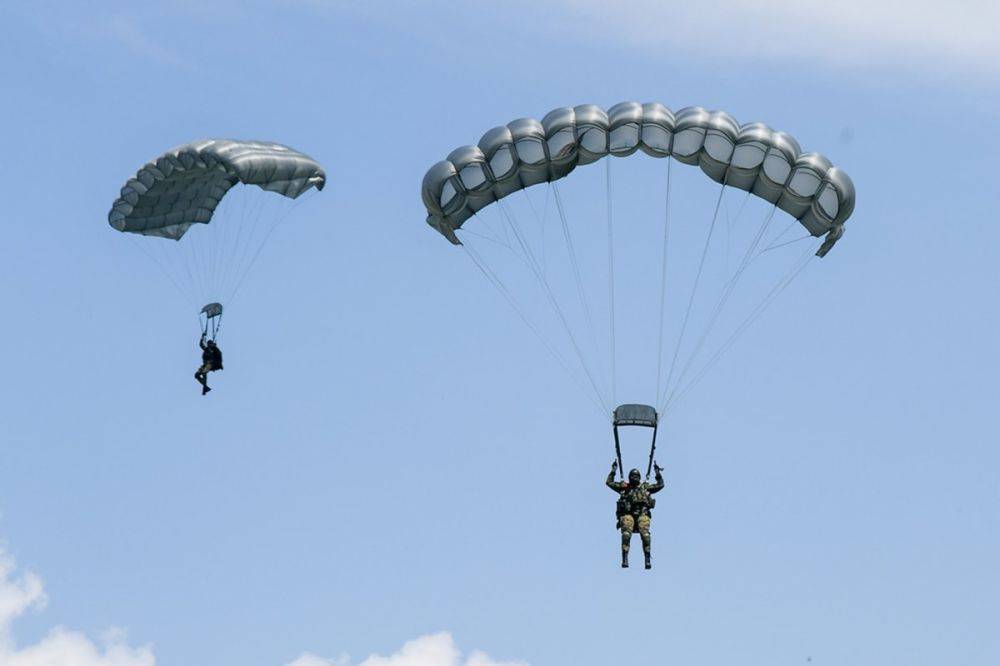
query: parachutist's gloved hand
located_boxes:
[611,460,618,472]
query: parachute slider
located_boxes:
[613,403,658,428]
[612,404,660,481]
[200,302,223,319]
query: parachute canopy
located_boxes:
[109,139,326,240]
[421,102,855,253]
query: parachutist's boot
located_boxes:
[644,551,651,570]
[621,551,629,568]
[202,385,211,395]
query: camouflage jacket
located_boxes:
[200,341,223,369]
[606,469,664,517]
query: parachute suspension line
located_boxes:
[522,184,552,276]
[659,181,728,408]
[228,190,315,307]
[606,158,618,408]
[192,219,215,306]
[220,190,272,302]
[725,191,753,275]
[218,186,269,303]
[228,198,283,303]
[205,187,239,303]
[126,236,189,306]
[214,189,253,302]
[758,232,815,254]
[664,241,819,413]
[201,197,220,301]
[161,227,199,306]
[497,199,610,413]
[478,210,511,249]
[551,185,601,349]
[182,229,207,307]
[462,241,607,416]
[165,238,199,306]
[143,237,184,301]
[219,189,267,302]
[662,203,779,410]
[542,185,551,274]
[467,206,506,247]
[455,227,516,251]
[458,221,533,275]
[757,217,799,257]
[654,158,674,406]
[217,184,251,294]
[550,184,608,394]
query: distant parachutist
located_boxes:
[195,334,223,395]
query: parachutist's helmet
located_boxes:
[628,469,641,485]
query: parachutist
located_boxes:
[108,141,324,387]
[607,463,664,569]
[195,334,223,395]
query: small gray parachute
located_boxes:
[109,139,326,240]
[108,140,325,336]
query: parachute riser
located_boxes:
[645,423,659,481]
[611,404,659,482]
[613,424,624,482]
[200,313,223,342]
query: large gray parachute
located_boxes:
[421,102,855,255]
[109,139,326,240]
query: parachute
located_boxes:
[421,101,856,472]
[109,139,325,335]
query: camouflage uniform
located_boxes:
[606,465,664,567]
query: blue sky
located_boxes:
[1,1,998,665]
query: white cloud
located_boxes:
[552,0,1000,77]
[2,547,522,666]
[285,633,527,666]
[0,548,155,666]
[104,15,185,68]
[302,0,1000,79]
[287,654,350,666]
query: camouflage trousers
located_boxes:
[619,514,651,554]
[195,362,212,382]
